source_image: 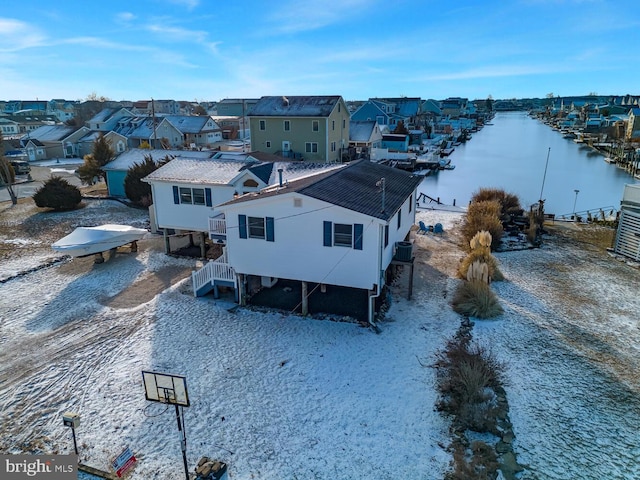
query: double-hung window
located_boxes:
[312,120,319,132]
[333,224,352,247]
[323,221,363,250]
[284,120,290,131]
[305,142,318,153]
[238,215,275,242]
[248,217,265,239]
[259,120,266,131]
[173,186,212,206]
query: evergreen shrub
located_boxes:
[33,176,82,210]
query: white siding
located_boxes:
[222,194,386,290]
[150,182,235,231]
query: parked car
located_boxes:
[10,160,31,175]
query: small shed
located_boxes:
[613,184,640,261]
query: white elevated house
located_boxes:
[143,152,342,255]
[193,160,423,324]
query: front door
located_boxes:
[282,141,290,153]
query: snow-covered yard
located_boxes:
[2,199,639,480]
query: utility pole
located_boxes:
[151,98,158,149]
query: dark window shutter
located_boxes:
[266,217,275,242]
[384,225,389,247]
[323,221,332,246]
[238,214,247,239]
[205,188,212,207]
[354,223,363,250]
[409,194,412,212]
[172,186,179,204]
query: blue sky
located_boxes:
[1,0,638,102]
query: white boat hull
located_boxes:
[52,224,148,257]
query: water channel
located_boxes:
[419,111,639,215]
[419,111,640,479]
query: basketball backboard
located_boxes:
[141,371,190,407]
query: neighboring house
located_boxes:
[86,108,134,131]
[352,98,423,130]
[351,100,391,126]
[131,100,179,115]
[614,183,640,261]
[1,113,59,136]
[349,121,383,158]
[158,115,222,148]
[216,98,259,116]
[144,154,342,241]
[249,95,350,162]
[4,100,47,114]
[111,114,222,149]
[113,116,157,148]
[440,97,468,118]
[77,130,128,158]
[381,134,409,152]
[626,108,640,141]
[20,125,90,160]
[193,160,422,323]
[103,148,215,198]
[47,99,77,123]
[211,115,249,140]
[0,118,20,137]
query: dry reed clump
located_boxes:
[471,188,522,216]
[458,231,504,281]
[452,280,503,319]
[458,252,504,282]
[462,200,504,250]
[435,336,505,432]
[437,337,505,480]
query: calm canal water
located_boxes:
[419,111,639,215]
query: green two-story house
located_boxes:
[248,95,350,163]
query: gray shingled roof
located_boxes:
[104,148,214,171]
[350,121,377,142]
[163,115,219,134]
[224,160,422,221]
[248,96,341,117]
[142,153,343,187]
[25,125,80,142]
[143,158,256,184]
[88,108,119,123]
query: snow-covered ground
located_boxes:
[2,201,639,480]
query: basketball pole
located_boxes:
[175,404,189,480]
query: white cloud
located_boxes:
[166,0,199,10]
[116,12,136,24]
[0,18,47,52]
[268,0,377,34]
[420,64,573,81]
[146,23,209,43]
[57,36,150,52]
